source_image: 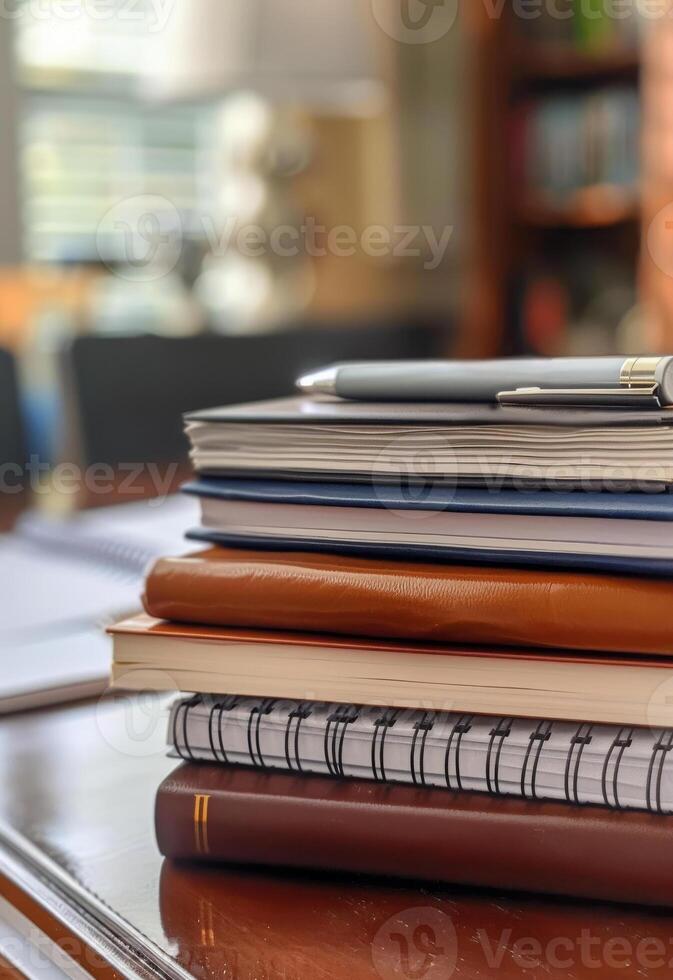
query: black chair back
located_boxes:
[0,348,25,473]
[63,317,448,467]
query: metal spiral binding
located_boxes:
[410,712,435,787]
[646,730,673,814]
[246,698,277,768]
[520,721,553,800]
[208,696,241,764]
[601,728,634,809]
[486,718,513,796]
[564,724,594,805]
[444,715,473,791]
[371,709,401,782]
[172,696,202,761]
[284,703,315,773]
[17,514,159,581]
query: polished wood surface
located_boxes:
[0,492,29,533]
[0,955,25,979]
[0,696,672,978]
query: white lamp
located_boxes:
[144,0,385,332]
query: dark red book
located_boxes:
[156,764,673,907]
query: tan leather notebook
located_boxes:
[144,547,673,656]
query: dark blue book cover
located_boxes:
[183,477,673,522]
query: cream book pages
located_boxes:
[110,624,673,727]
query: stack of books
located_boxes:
[110,365,673,905]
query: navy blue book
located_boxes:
[183,478,673,577]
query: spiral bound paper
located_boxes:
[168,695,673,814]
[18,516,157,581]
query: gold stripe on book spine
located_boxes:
[193,794,211,855]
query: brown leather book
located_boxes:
[155,764,673,907]
[144,547,673,655]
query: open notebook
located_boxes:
[0,495,197,712]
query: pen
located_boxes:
[297,357,673,406]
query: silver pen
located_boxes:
[297,357,673,407]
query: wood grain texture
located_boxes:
[0,696,672,978]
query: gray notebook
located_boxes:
[185,396,673,488]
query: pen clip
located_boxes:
[497,385,662,409]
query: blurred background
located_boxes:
[0,0,671,517]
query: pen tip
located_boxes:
[296,367,337,395]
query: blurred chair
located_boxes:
[62,317,448,469]
[0,348,25,469]
[0,349,27,522]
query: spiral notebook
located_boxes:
[168,695,673,815]
[0,495,198,712]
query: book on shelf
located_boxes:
[511,87,639,209]
[518,0,641,52]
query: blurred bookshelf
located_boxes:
[515,44,640,84]
[516,190,639,230]
[466,2,644,357]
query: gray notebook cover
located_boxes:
[186,396,673,428]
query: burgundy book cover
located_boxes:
[155,764,673,907]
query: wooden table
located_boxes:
[0,697,672,979]
[0,493,29,534]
